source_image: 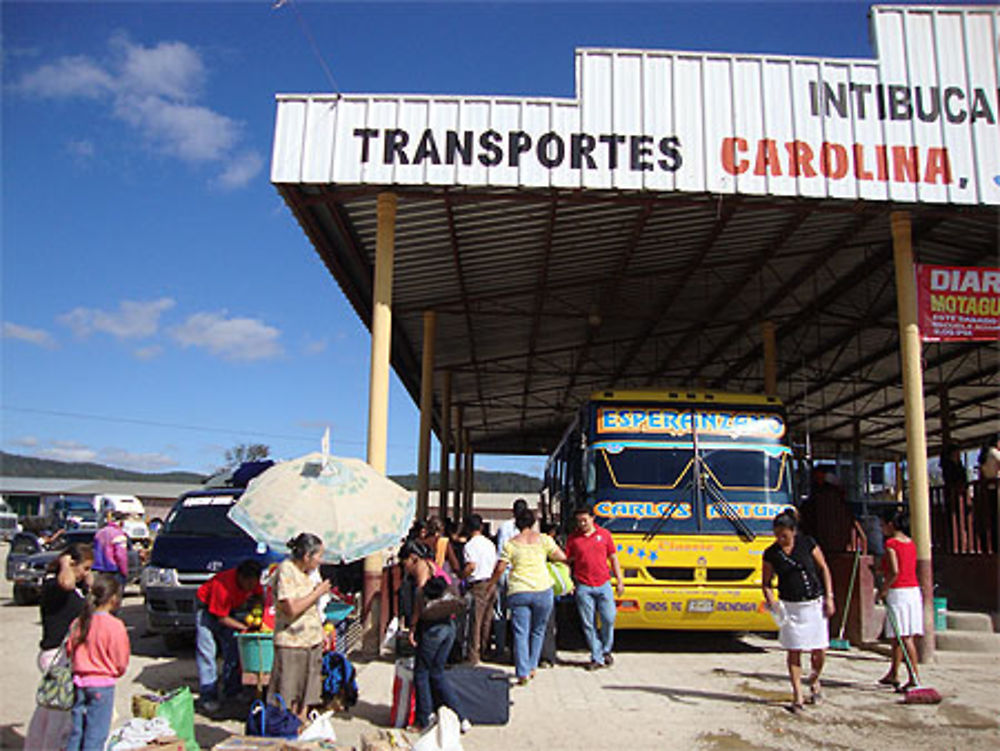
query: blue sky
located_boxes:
[0,0,966,477]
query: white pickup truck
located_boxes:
[0,500,19,542]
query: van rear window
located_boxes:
[164,496,245,537]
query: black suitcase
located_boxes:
[447,592,476,664]
[444,665,511,725]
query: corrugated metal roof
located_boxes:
[0,477,200,501]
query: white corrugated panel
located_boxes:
[272,5,1000,205]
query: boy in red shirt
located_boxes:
[194,560,263,713]
[565,506,624,670]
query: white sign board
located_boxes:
[272,5,1000,205]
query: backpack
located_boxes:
[321,651,359,709]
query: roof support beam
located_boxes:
[558,203,653,410]
[612,200,738,387]
[521,200,558,433]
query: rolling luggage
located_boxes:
[444,665,510,725]
[447,592,475,664]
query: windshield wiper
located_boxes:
[642,479,693,542]
[702,476,755,542]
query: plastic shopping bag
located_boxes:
[154,686,199,751]
[389,657,415,728]
[299,710,337,742]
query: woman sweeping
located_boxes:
[878,507,922,691]
[762,510,835,713]
[270,533,330,721]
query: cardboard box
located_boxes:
[212,737,345,751]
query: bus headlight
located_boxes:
[142,567,179,588]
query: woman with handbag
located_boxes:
[26,543,94,751]
[269,533,331,721]
[65,573,130,751]
[487,509,568,685]
[408,574,471,733]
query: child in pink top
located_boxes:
[65,574,129,751]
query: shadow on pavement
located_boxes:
[1,723,26,750]
[710,668,882,693]
[133,661,199,694]
[195,723,233,749]
[604,684,772,706]
[614,631,768,654]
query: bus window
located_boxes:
[701,449,789,492]
[596,446,693,489]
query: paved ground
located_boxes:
[2,544,998,750]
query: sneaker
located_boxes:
[603,653,615,667]
[586,660,604,671]
[196,698,221,715]
[460,718,472,734]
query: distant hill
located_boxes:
[389,470,541,493]
[0,451,207,484]
[0,451,540,492]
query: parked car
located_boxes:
[0,500,20,542]
[5,529,142,605]
[144,461,282,649]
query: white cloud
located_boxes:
[133,345,164,360]
[13,36,258,188]
[113,36,205,101]
[170,311,282,361]
[302,336,328,355]
[9,435,39,448]
[39,441,98,463]
[115,94,239,162]
[60,298,175,339]
[214,150,264,190]
[15,55,114,98]
[2,321,57,348]
[100,447,176,472]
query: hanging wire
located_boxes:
[273,0,343,98]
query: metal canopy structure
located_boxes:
[279,184,997,460]
[273,4,999,465]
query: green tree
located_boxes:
[224,443,270,467]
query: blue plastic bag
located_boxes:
[246,693,301,738]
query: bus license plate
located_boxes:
[687,599,714,613]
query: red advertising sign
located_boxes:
[915,265,1000,342]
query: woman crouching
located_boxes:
[762,510,835,713]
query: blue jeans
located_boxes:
[509,588,554,679]
[195,607,241,701]
[66,685,115,751]
[414,619,465,727]
[575,581,617,664]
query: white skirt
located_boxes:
[776,597,829,651]
[884,587,924,637]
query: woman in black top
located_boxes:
[25,543,94,751]
[762,511,835,713]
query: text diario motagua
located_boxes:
[353,128,684,172]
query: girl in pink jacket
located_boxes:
[65,574,129,751]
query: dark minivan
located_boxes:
[143,462,284,649]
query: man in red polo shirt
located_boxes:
[194,559,263,713]
[565,506,624,671]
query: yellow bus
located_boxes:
[544,390,794,631]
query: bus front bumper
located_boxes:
[613,586,778,631]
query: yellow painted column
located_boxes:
[363,191,396,652]
[417,311,436,519]
[762,320,778,397]
[438,370,452,521]
[891,210,935,662]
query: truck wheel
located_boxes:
[13,584,35,606]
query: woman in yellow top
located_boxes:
[269,533,331,721]
[488,509,567,685]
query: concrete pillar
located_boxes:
[362,191,396,653]
[453,405,464,521]
[762,320,778,397]
[464,432,474,519]
[938,384,951,449]
[438,370,452,521]
[891,210,935,661]
[417,311,436,519]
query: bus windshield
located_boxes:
[590,442,792,534]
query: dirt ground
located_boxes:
[1,544,998,750]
